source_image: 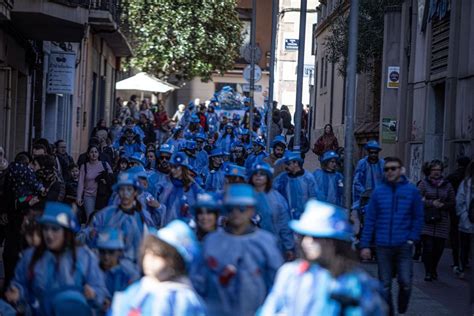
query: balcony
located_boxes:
[11,0,89,41]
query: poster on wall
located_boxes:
[47,51,76,95]
[387,66,400,89]
[381,118,397,143]
[409,143,424,185]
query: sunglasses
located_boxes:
[159,156,171,161]
[42,224,62,232]
[99,249,119,255]
[384,166,400,172]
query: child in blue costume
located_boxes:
[249,162,295,261]
[260,200,387,315]
[111,220,207,316]
[156,152,202,226]
[218,124,236,153]
[86,172,154,263]
[313,150,345,206]
[202,184,283,316]
[6,202,108,315]
[244,137,268,172]
[204,149,226,192]
[97,228,139,306]
[273,151,318,219]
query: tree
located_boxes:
[122,0,243,83]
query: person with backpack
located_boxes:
[417,160,455,281]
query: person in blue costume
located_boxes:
[218,123,236,153]
[111,220,207,316]
[224,163,247,186]
[313,150,344,206]
[97,228,139,302]
[273,151,318,219]
[260,199,387,315]
[238,128,252,151]
[352,140,385,208]
[193,192,222,242]
[114,128,146,158]
[202,184,283,316]
[244,137,268,171]
[249,162,295,261]
[153,144,174,182]
[166,126,186,151]
[188,114,203,134]
[6,202,108,315]
[194,133,209,176]
[206,104,219,129]
[128,152,146,168]
[229,140,247,166]
[264,135,287,178]
[86,172,154,263]
[156,152,202,226]
[204,148,226,192]
[183,140,199,171]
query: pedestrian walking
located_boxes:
[313,150,344,206]
[312,123,339,157]
[360,157,424,316]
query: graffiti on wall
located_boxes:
[409,143,424,184]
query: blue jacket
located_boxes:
[313,169,344,206]
[360,176,424,248]
[352,157,385,208]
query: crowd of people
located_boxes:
[0,93,472,316]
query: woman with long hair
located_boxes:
[312,123,339,157]
[5,202,108,315]
[157,152,202,226]
[249,162,295,261]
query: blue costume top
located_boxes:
[103,260,140,297]
[313,169,344,206]
[157,177,202,226]
[204,167,226,192]
[194,150,209,176]
[244,151,268,171]
[11,247,108,315]
[273,171,318,219]
[352,157,385,208]
[260,261,387,315]
[202,229,283,316]
[111,277,206,316]
[218,134,235,153]
[255,190,295,252]
[114,142,146,158]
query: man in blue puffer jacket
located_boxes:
[360,157,424,316]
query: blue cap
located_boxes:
[209,148,224,157]
[290,199,353,241]
[224,163,247,179]
[129,152,146,166]
[158,144,175,155]
[194,133,207,141]
[112,171,141,192]
[156,220,200,268]
[321,150,340,163]
[193,192,221,210]
[365,140,382,151]
[285,151,304,164]
[250,161,274,180]
[170,152,191,169]
[184,140,197,150]
[190,114,200,123]
[271,135,286,148]
[127,165,148,180]
[52,290,91,316]
[224,184,256,207]
[38,202,78,231]
[97,228,125,250]
[252,137,265,148]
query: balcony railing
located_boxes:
[49,0,121,24]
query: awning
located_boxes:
[116,72,178,93]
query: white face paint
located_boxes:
[301,236,322,261]
[119,185,136,205]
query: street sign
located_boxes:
[303,64,315,77]
[241,83,262,92]
[243,44,262,64]
[387,66,400,89]
[243,65,262,83]
[285,39,299,50]
[47,51,76,94]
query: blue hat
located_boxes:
[224,184,256,207]
[225,123,234,130]
[190,114,200,123]
[193,192,221,211]
[224,163,247,179]
[112,171,141,192]
[38,202,78,231]
[127,165,148,180]
[250,161,274,180]
[230,140,245,150]
[209,148,224,157]
[129,152,146,166]
[252,137,265,148]
[271,135,286,148]
[158,144,175,155]
[194,133,207,141]
[365,140,382,151]
[290,199,353,241]
[184,140,197,150]
[170,152,191,169]
[321,150,340,163]
[285,151,304,164]
[156,220,200,268]
[97,228,125,250]
[52,290,92,316]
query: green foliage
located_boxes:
[122,0,243,82]
[324,0,402,77]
